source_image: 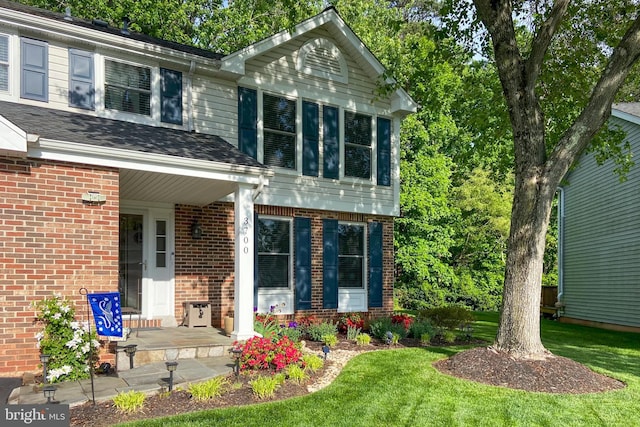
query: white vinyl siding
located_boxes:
[191,76,237,142]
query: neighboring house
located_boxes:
[558,102,640,332]
[0,0,416,376]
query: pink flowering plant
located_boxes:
[236,335,303,371]
[33,294,101,383]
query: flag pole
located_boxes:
[79,287,96,405]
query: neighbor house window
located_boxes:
[68,49,94,110]
[344,111,372,179]
[257,217,292,288]
[0,34,8,92]
[338,223,365,288]
[263,93,296,169]
[21,38,48,102]
[105,60,151,115]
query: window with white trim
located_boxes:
[104,60,151,115]
[0,34,8,92]
[344,111,372,179]
[257,217,292,288]
[338,223,365,288]
[263,93,296,169]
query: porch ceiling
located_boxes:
[120,169,237,205]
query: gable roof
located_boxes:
[613,103,640,126]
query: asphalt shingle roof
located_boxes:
[0,101,267,169]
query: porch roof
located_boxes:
[0,101,271,205]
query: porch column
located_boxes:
[232,183,256,341]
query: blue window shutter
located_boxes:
[21,38,48,102]
[368,222,383,308]
[295,217,312,310]
[238,87,258,159]
[302,101,319,177]
[323,105,339,180]
[323,219,339,309]
[68,49,94,110]
[254,212,259,310]
[377,118,391,187]
[160,68,183,125]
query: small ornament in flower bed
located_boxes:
[337,312,365,335]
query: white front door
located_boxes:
[119,205,175,326]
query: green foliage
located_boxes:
[346,326,361,341]
[418,306,475,334]
[441,330,456,343]
[188,377,229,401]
[408,320,434,340]
[249,375,282,400]
[356,333,371,346]
[321,334,338,347]
[112,390,146,413]
[306,322,338,342]
[301,354,324,373]
[420,333,432,346]
[33,295,101,383]
[369,317,408,340]
[285,364,308,384]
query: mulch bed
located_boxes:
[69,337,626,426]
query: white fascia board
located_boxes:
[28,139,272,185]
[612,108,640,127]
[391,89,418,115]
[0,8,220,71]
[0,114,28,155]
[221,8,385,79]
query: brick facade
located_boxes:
[174,202,395,329]
[0,157,119,376]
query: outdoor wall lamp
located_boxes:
[123,344,137,369]
[229,347,243,380]
[165,361,178,392]
[40,354,51,384]
[191,219,203,239]
[43,385,58,404]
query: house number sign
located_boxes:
[241,217,250,254]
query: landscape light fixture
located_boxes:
[43,385,58,404]
[322,345,330,360]
[229,347,243,380]
[40,354,51,384]
[165,361,178,392]
[123,344,137,369]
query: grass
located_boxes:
[120,312,640,426]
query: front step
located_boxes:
[115,343,234,372]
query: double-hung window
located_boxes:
[0,34,8,92]
[21,38,48,102]
[338,223,365,288]
[104,60,151,116]
[257,217,292,288]
[344,111,372,179]
[263,93,296,169]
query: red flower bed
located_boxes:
[237,336,303,371]
[391,314,414,331]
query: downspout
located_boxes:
[556,187,565,313]
[187,60,196,132]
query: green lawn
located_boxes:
[122,312,640,427]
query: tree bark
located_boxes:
[473,0,640,358]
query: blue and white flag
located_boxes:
[87,292,123,337]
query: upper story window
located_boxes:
[344,111,372,179]
[263,93,296,169]
[0,34,8,92]
[338,223,365,288]
[20,38,48,102]
[69,49,94,110]
[257,217,292,288]
[105,60,151,116]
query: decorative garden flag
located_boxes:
[87,292,123,337]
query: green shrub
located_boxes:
[302,354,324,372]
[286,364,308,384]
[188,377,229,401]
[356,333,371,346]
[408,319,434,339]
[112,390,146,413]
[442,330,456,343]
[279,326,304,342]
[250,375,282,399]
[420,333,431,346]
[322,334,338,347]
[254,318,280,340]
[417,306,475,332]
[369,317,407,340]
[346,325,361,341]
[307,321,338,342]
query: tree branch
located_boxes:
[545,14,640,185]
[524,0,569,89]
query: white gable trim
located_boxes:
[0,114,28,155]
